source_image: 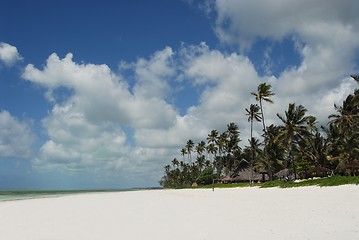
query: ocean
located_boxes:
[0,188,160,202]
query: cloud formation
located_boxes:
[0,42,22,66]
[214,0,359,123]
[22,50,181,180]
[215,0,359,49]
[0,111,34,158]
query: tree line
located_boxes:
[160,76,359,188]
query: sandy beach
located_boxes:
[0,185,358,240]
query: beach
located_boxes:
[0,185,358,240]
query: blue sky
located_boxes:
[1,0,358,189]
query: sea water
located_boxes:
[0,188,160,202]
[0,190,87,201]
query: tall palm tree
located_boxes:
[207,130,219,146]
[277,103,312,179]
[251,83,275,134]
[185,139,195,163]
[171,158,179,169]
[217,132,228,157]
[195,155,206,173]
[327,88,359,173]
[206,143,218,160]
[180,148,187,161]
[195,141,206,157]
[224,123,241,175]
[246,104,262,140]
[246,104,262,171]
[207,130,219,160]
[329,92,358,137]
[301,131,328,168]
[225,124,241,156]
[261,124,285,180]
[248,137,262,182]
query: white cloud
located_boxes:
[213,0,359,127]
[181,43,262,127]
[215,0,359,49]
[0,110,34,158]
[22,50,180,182]
[23,52,177,129]
[133,47,175,99]
[0,42,23,66]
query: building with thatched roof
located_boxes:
[307,166,332,177]
[274,168,291,180]
[343,160,359,175]
[221,168,268,183]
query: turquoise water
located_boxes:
[0,188,160,202]
[0,190,97,201]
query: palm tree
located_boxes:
[207,130,219,146]
[251,83,275,134]
[180,148,187,161]
[329,92,358,137]
[206,143,218,160]
[246,104,262,140]
[195,155,206,173]
[261,124,285,180]
[245,104,262,172]
[302,131,328,169]
[326,88,359,174]
[217,132,228,157]
[226,122,241,155]
[277,103,312,179]
[195,141,206,157]
[248,137,262,182]
[171,158,179,169]
[185,140,195,163]
[223,123,241,175]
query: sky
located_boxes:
[0,0,359,190]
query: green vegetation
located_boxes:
[260,175,359,188]
[172,176,359,190]
[160,76,359,189]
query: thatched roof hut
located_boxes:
[307,166,332,177]
[236,168,263,182]
[343,160,359,175]
[274,168,290,179]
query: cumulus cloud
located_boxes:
[23,52,177,129]
[0,111,34,158]
[215,0,359,49]
[0,42,23,66]
[22,50,180,180]
[213,0,359,126]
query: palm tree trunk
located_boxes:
[259,99,270,182]
[250,119,254,184]
[259,99,266,133]
[290,141,297,180]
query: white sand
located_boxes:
[0,185,358,240]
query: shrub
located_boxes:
[197,168,216,185]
